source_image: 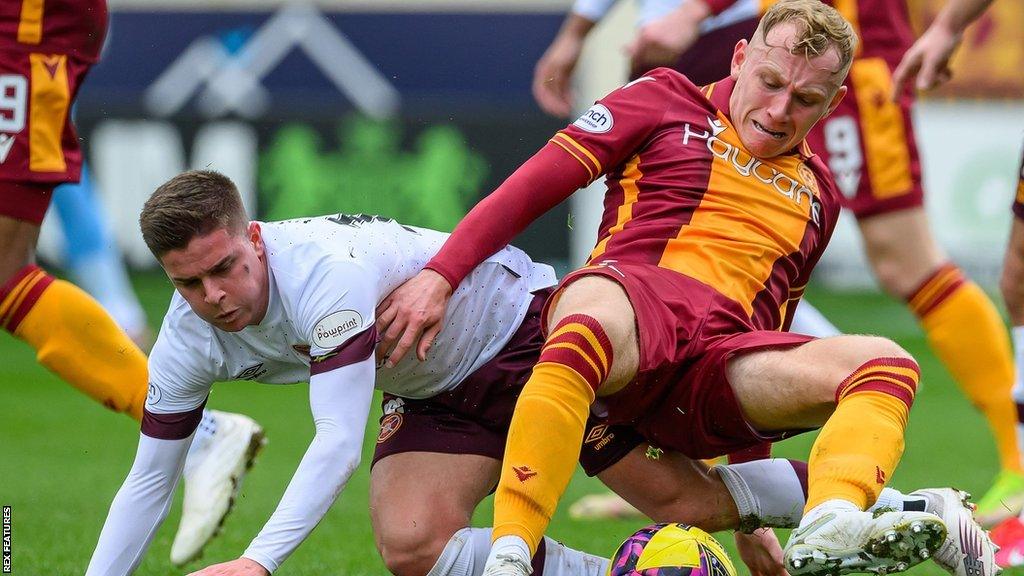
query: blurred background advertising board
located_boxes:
[55,0,573,269]
[49,0,1024,291]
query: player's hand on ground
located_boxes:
[533,34,584,118]
[376,268,453,366]
[627,0,708,72]
[891,23,960,98]
[734,528,788,576]
[186,557,269,576]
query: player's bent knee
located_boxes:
[377,527,454,576]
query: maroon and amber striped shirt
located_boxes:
[554,70,842,331]
[1,0,107,62]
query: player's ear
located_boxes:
[730,39,748,79]
[824,85,848,117]
[248,221,264,256]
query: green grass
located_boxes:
[0,273,1015,574]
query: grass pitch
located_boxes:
[0,273,1013,574]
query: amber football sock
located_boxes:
[908,263,1019,472]
[1,265,148,420]
[806,358,919,511]
[492,314,612,554]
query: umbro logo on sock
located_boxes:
[512,465,538,482]
[876,466,886,484]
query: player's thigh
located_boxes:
[857,207,946,296]
[547,275,640,392]
[598,446,738,531]
[370,451,499,552]
[1001,217,1024,325]
[726,334,912,432]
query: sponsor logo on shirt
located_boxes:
[573,104,614,134]
[312,310,363,349]
[682,116,822,226]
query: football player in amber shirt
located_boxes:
[378,1,962,575]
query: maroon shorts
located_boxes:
[0,48,93,223]
[805,57,923,219]
[546,264,815,461]
[371,289,551,467]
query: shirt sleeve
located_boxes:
[142,330,214,440]
[241,357,377,572]
[86,434,192,576]
[554,69,680,178]
[288,258,377,366]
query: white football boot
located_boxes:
[910,488,1000,576]
[481,554,533,576]
[170,411,267,565]
[784,509,947,576]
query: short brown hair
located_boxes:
[140,170,248,258]
[755,0,858,75]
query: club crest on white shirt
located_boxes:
[312,310,363,349]
[573,104,613,134]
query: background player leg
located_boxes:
[990,213,1024,563]
[51,163,151,347]
[370,451,607,576]
[859,208,1021,523]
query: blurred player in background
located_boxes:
[0,0,264,566]
[535,0,1023,525]
[375,2,991,576]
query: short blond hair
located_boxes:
[755,0,858,74]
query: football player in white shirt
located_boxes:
[86,171,989,576]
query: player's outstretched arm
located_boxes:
[891,0,995,97]
[194,360,377,576]
[86,434,192,576]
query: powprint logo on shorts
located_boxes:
[312,310,362,349]
[573,104,613,134]
[512,465,538,482]
[377,413,403,443]
[682,116,822,226]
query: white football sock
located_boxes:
[716,459,806,529]
[790,301,841,338]
[432,529,607,576]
